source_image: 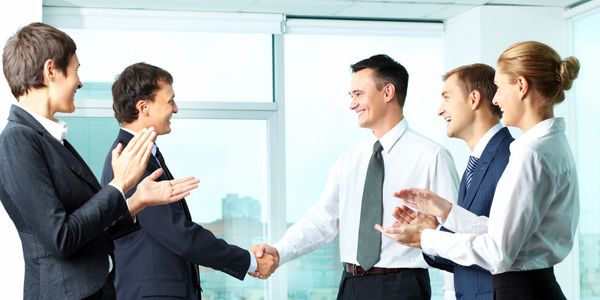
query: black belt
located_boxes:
[344,263,416,276]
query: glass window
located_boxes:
[63,28,273,103]
[64,117,270,300]
[284,32,447,299]
[572,11,600,299]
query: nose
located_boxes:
[492,94,499,106]
[436,102,444,116]
[172,101,179,114]
[349,96,358,111]
[77,81,83,89]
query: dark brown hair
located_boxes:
[112,62,173,124]
[2,22,77,98]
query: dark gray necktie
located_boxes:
[356,141,384,271]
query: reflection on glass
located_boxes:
[573,11,600,300]
[284,33,446,299]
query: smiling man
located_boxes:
[421,63,514,300]
[252,54,459,299]
[101,62,277,300]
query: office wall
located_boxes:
[0,1,42,298]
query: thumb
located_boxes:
[111,143,123,161]
[143,168,164,182]
[255,245,264,258]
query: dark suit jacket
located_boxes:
[425,127,513,300]
[101,129,250,300]
[0,105,135,300]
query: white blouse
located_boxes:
[421,118,579,274]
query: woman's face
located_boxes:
[48,53,82,116]
[492,69,522,128]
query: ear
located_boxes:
[42,59,56,84]
[469,90,482,110]
[136,100,149,117]
[516,76,529,100]
[383,83,396,103]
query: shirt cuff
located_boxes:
[421,228,439,256]
[108,183,126,201]
[247,250,257,273]
[272,241,289,264]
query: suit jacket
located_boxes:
[425,127,513,300]
[0,105,134,300]
[101,129,250,300]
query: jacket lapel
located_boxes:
[461,127,510,210]
[8,105,100,190]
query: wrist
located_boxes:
[126,193,144,217]
[441,203,452,222]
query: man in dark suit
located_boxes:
[101,62,277,300]
[0,23,198,300]
[377,63,513,299]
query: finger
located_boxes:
[111,143,123,160]
[137,134,155,164]
[374,224,386,233]
[143,168,164,182]
[123,127,149,155]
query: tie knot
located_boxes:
[466,155,479,173]
[373,141,383,154]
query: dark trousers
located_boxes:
[492,267,566,300]
[337,268,431,300]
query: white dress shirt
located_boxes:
[421,118,579,274]
[274,118,460,269]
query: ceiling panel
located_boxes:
[43,0,591,20]
[245,0,355,16]
[335,2,448,19]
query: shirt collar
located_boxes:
[471,123,503,158]
[374,118,408,154]
[510,118,565,151]
[20,107,68,144]
[121,127,158,156]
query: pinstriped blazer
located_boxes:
[0,105,135,300]
[425,127,513,300]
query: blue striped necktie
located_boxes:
[465,155,479,191]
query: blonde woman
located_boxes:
[376,41,580,299]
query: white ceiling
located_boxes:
[42,0,589,21]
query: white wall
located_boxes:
[443,5,579,299]
[0,1,42,298]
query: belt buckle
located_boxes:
[350,264,366,276]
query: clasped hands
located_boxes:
[248,244,280,279]
[374,188,453,248]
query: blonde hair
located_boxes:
[497,41,580,105]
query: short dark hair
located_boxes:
[443,63,501,118]
[112,62,173,124]
[350,54,409,107]
[2,22,77,98]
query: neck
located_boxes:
[517,94,554,132]
[17,90,54,120]
[463,115,499,151]
[372,107,404,139]
[123,121,147,134]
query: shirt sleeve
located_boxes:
[428,148,460,204]
[443,204,488,234]
[273,160,341,264]
[421,151,556,274]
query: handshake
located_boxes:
[248,244,280,279]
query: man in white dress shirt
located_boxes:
[252,54,459,299]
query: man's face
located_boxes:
[437,74,474,140]
[348,68,388,130]
[146,81,178,135]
